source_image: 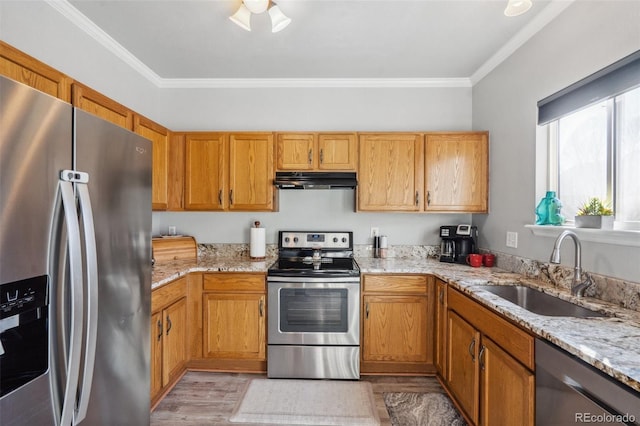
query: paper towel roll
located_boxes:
[250,227,266,260]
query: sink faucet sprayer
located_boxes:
[549,230,591,297]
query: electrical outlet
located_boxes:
[370,227,379,238]
[506,231,518,248]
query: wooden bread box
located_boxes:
[152,236,197,263]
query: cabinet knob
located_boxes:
[319,149,324,164]
[218,189,223,206]
[427,191,431,206]
[166,315,172,335]
[308,149,313,164]
[157,319,163,341]
[229,189,234,205]
[415,191,420,206]
[479,344,486,371]
[365,302,369,319]
[259,299,264,317]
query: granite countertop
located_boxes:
[152,256,640,393]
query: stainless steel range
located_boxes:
[267,231,361,380]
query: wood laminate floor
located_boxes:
[151,372,446,426]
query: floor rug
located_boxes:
[229,378,380,425]
[384,392,466,426]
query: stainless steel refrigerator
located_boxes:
[0,75,152,425]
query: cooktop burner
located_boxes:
[268,231,360,277]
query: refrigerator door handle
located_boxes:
[58,177,85,426]
[73,181,99,424]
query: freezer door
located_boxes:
[73,109,152,425]
[0,76,69,425]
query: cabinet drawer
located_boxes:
[203,273,265,292]
[448,287,534,370]
[363,274,428,294]
[152,277,187,312]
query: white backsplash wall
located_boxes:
[153,190,472,246]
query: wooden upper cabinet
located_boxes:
[184,133,227,211]
[424,132,488,213]
[317,133,357,170]
[357,134,424,211]
[72,82,134,130]
[228,133,276,211]
[276,133,316,170]
[276,132,357,171]
[0,41,72,102]
[133,115,170,210]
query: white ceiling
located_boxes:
[60,0,569,87]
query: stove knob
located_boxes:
[342,237,347,243]
[293,237,299,243]
[284,237,290,243]
[333,237,338,243]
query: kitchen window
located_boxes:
[537,51,640,231]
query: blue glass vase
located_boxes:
[536,191,565,225]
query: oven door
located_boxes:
[267,277,360,346]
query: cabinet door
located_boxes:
[425,132,488,212]
[184,133,227,210]
[134,115,169,210]
[318,133,357,170]
[358,134,423,211]
[447,310,480,424]
[203,293,266,360]
[228,133,275,211]
[0,41,72,102]
[479,337,534,426]
[276,133,315,170]
[162,297,188,387]
[363,295,428,362]
[72,82,134,129]
[434,279,447,378]
[150,311,163,399]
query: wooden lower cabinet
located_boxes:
[197,273,267,372]
[203,293,265,360]
[447,311,481,423]
[480,337,535,426]
[361,274,435,374]
[434,278,448,378]
[446,287,534,426]
[151,277,188,407]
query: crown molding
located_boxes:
[49,0,568,90]
[156,78,472,89]
[470,0,575,85]
[46,0,164,86]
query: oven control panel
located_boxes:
[279,231,352,250]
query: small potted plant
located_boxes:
[575,197,614,229]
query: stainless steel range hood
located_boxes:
[274,172,357,189]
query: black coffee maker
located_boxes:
[439,224,478,264]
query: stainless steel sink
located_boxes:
[475,285,608,318]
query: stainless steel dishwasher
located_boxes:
[536,339,640,425]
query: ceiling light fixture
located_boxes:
[504,0,532,16]
[230,0,291,33]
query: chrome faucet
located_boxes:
[550,230,591,297]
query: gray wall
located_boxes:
[472,1,640,282]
